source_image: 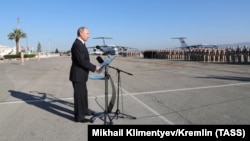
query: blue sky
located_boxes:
[0,0,249,52]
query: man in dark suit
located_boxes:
[69,26,100,123]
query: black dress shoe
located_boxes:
[86,112,95,116]
[75,118,92,123]
[86,109,96,116]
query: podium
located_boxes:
[88,55,116,125]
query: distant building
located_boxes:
[0,45,15,58]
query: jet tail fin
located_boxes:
[172,37,187,48]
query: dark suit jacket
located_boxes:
[69,38,96,82]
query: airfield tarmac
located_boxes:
[0,55,250,141]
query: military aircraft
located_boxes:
[88,37,136,55]
[172,37,218,49]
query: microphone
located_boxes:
[96,56,105,73]
[96,56,104,64]
[96,45,100,49]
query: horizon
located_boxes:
[0,0,249,52]
[2,41,250,53]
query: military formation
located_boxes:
[143,45,250,64]
[119,50,143,58]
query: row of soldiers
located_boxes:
[119,50,143,58]
[150,45,250,64]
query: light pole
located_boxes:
[17,17,20,29]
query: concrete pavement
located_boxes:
[0,56,250,141]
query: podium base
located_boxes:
[110,109,136,120]
[90,112,114,125]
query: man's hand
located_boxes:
[95,65,101,72]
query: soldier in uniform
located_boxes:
[225,46,230,63]
[192,49,195,61]
[188,48,191,61]
[171,50,174,60]
[249,47,250,63]
[190,48,194,61]
[180,50,184,60]
[184,49,187,61]
[195,48,198,61]
[196,48,200,61]
[198,48,202,61]
[231,47,236,63]
[220,48,224,62]
[215,49,220,62]
[242,45,248,64]
[175,50,179,60]
[205,49,209,62]
[201,48,205,62]
[236,45,242,63]
[210,48,215,62]
[166,50,170,60]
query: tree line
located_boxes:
[7,28,59,55]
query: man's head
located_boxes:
[77,27,89,41]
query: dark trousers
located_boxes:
[72,82,88,120]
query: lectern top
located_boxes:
[96,55,116,73]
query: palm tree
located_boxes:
[8,28,27,54]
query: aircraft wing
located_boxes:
[179,44,218,49]
[87,45,104,55]
[177,44,202,49]
[186,44,203,48]
[87,46,96,49]
[116,46,137,51]
[201,44,218,48]
[93,37,112,40]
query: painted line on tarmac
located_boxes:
[121,87,175,125]
[1,82,249,104]
[1,82,249,105]
[124,82,250,96]
[115,82,250,125]
[1,82,249,124]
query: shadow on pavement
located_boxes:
[196,75,250,82]
[9,90,74,121]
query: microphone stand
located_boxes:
[108,66,136,120]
